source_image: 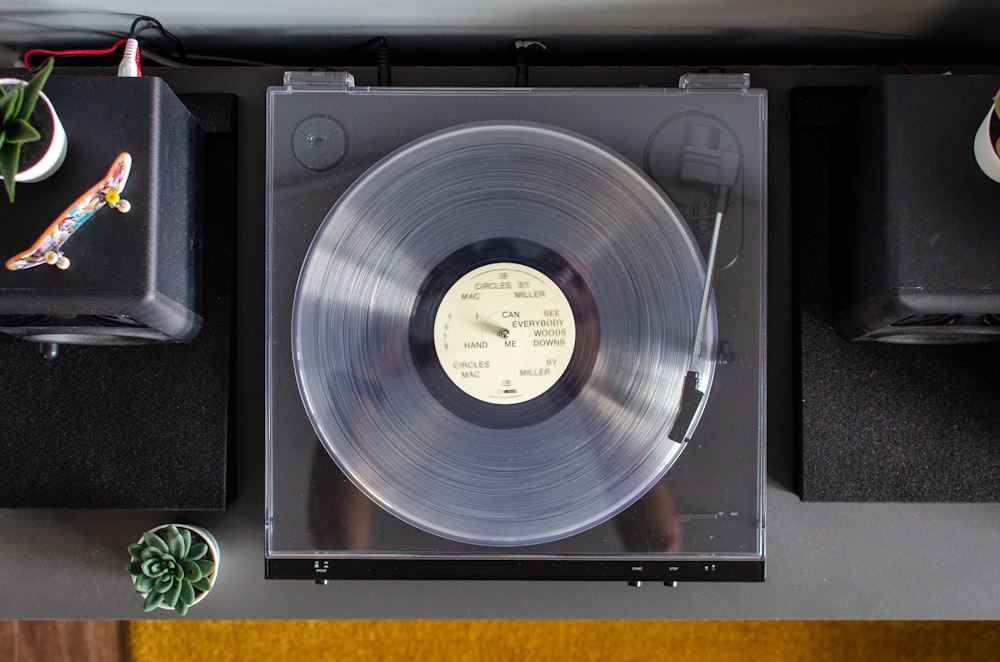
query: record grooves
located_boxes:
[292,121,716,546]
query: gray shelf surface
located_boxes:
[2,65,999,620]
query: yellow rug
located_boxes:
[130,621,1000,661]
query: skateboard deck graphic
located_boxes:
[6,152,132,271]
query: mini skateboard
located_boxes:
[6,152,132,271]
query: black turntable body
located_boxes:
[265,73,767,582]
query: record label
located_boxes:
[433,262,577,404]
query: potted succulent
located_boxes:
[127,524,220,615]
[0,57,67,202]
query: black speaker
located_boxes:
[833,75,1000,343]
[0,75,203,347]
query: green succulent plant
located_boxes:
[0,56,54,203]
[127,525,216,615]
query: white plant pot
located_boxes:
[133,524,220,612]
[974,100,1000,183]
[0,78,68,184]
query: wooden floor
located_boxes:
[0,621,128,662]
[5,620,1000,661]
[128,621,1000,662]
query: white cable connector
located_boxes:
[117,38,141,77]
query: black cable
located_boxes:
[129,15,161,37]
[129,14,187,62]
[513,41,545,87]
[515,48,529,87]
[377,38,391,86]
[342,37,383,61]
[338,36,391,84]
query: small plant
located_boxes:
[992,89,1000,158]
[127,524,216,615]
[0,57,55,203]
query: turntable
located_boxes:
[265,72,766,583]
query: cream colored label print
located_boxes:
[434,262,577,404]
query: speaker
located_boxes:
[0,75,203,347]
[833,75,1000,343]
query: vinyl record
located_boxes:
[292,121,716,546]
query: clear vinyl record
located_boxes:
[292,121,716,547]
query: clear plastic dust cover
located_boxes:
[265,72,766,582]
